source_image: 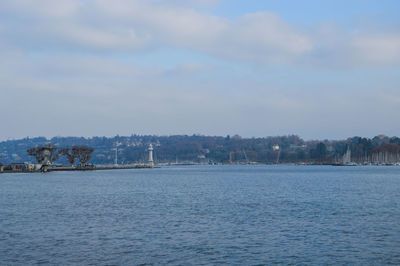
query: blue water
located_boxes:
[1,165,400,265]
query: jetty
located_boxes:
[0,144,155,174]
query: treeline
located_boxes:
[0,134,400,164]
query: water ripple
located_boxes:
[1,166,400,264]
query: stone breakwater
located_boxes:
[0,164,153,174]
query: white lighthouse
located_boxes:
[148,144,154,167]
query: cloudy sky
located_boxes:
[1,0,399,140]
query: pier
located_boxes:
[0,144,155,174]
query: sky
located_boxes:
[0,0,399,140]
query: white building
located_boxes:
[148,144,154,167]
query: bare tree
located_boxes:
[59,148,75,165]
[72,146,94,166]
[27,145,59,165]
[27,147,43,163]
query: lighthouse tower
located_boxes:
[148,144,154,167]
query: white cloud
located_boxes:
[0,0,81,17]
[92,0,229,48]
[148,0,222,8]
[1,0,399,67]
[0,0,312,63]
[218,11,313,63]
[352,33,400,65]
[91,2,312,63]
[50,23,151,50]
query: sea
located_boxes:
[1,165,400,265]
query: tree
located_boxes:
[72,146,94,165]
[59,147,76,165]
[27,145,59,165]
[311,142,327,161]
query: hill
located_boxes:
[1,134,400,165]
